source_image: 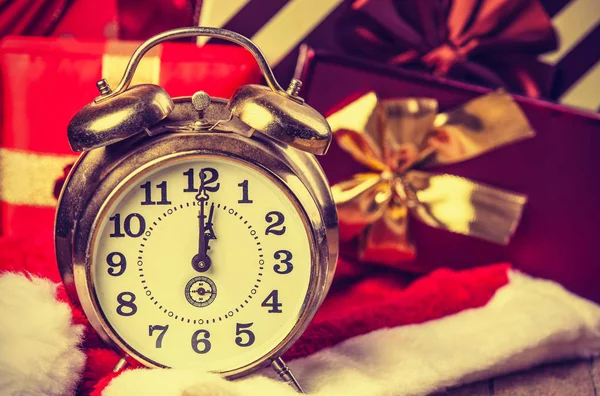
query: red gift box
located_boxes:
[297,49,600,303]
[0,36,261,237]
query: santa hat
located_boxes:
[1,234,600,395]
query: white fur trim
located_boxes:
[103,369,295,396]
[103,271,600,396]
[0,273,85,396]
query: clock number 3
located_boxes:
[191,329,211,354]
[273,250,293,274]
[149,325,169,348]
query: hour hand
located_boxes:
[205,202,216,244]
[192,197,211,272]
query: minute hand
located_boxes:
[198,199,207,256]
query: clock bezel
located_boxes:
[56,107,338,378]
[86,151,318,373]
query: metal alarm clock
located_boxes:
[55,27,338,392]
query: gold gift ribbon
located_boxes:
[0,148,77,207]
[328,91,534,266]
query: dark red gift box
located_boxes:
[298,50,600,303]
[0,37,261,237]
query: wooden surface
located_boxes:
[432,358,599,395]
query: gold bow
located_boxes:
[328,91,534,267]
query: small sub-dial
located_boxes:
[185,276,217,308]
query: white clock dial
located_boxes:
[90,155,313,372]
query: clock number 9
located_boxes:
[116,292,137,317]
[235,322,255,347]
[191,329,211,354]
[106,252,126,276]
[265,211,286,235]
[273,250,293,274]
[109,213,146,238]
[183,168,220,193]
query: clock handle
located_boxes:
[68,27,332,155]
[94,27,286,103]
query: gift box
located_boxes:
[0,36,261,237]
[194,0,599,111]
[193,0,560,97]
[297,49,600,303]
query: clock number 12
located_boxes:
[183,168,220,192]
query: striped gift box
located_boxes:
[195,0,599,112]
[540,0,599,112]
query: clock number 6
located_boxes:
[191,329,211,354]
[261,290,283,313]
[149,325,169,348]
[273,250,293,274]
[235,322,255,347]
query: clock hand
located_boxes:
[192,186,211,272]
[204,202,216,252]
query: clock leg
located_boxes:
[271,357,305,394]
[112,356,129,373]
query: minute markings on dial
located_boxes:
[137,201,263,324]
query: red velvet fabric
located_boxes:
[0,234,509,394]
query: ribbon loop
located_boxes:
[404,171,527,244]
[425,90,535,167]
[328,91,534,269]
[338,0,557,97]
[332,173,392,241]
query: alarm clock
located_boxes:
[55,27,338,393]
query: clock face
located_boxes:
[89,155,313,372]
